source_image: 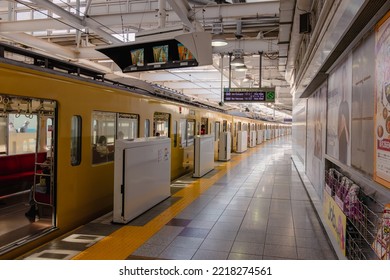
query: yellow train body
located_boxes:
[0,58,288,259]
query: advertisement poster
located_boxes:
[323,190,346,256]
[306,83,327,198]
[327,55,352,166]
[374,12,390,188]
[292,97,306,165]
[351,32,375,176]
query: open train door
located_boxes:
[32,110,56,223]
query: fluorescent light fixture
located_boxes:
[235,65,247,71]
[231,57,245,66]
[211,38,228,47]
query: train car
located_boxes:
[0,44,289,259]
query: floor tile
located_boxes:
[166,218,192,227]
[192,249,229,260]
[159,246,197,260]
[199,238,234,252]
[178,227,210,238]
[263,244,298,259]
[228,253,262,260]
[231,241,264,255]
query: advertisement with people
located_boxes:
[374,12,390,188]
[326,55,352,166]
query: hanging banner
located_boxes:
[374,11,390,188]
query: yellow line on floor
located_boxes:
[73,146,261,260]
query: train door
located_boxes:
[153,112,170,137]
[0,95,57,253]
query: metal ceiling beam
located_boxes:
[29,0,121,44]
[166,0,203,31]
[1,1,279,33]
[0,32,76,59]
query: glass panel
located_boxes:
[154,112,170,137]
[0,117,6,155]
[144,119,150,138]
[187,119,195,146]
[118,113,138,140]
[223,120,227,132]
[173,121,177,147]
[71,116,82,166]
[215,122,220,141]
[8,114,37,155]
[180,119,187,147]
[92,111,115,164]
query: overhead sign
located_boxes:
[224,88,275,103]
[96,32,212,73]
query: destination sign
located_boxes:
[224,88,275,103]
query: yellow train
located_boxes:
[0,43,290,259]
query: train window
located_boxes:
[179,119,187,147]
[71,115,82,166]
[0,117,6,155]
[215,121,220,141]
[238,122,242,131]
[173,121,178,147]
[117,113,139,140]
[187,119,195,146]
[201,117,208,135]
[92,111,115,165]
[8,113,37,155]
[223,120,227,132]
[144,119,150,138]
[153,112,170,137]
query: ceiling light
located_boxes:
[231,57,245,66]
[235,65,247,71]
[211,38,228,47]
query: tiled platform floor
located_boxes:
[130,137,336,260]
[20,136,337,260]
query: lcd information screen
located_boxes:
[152,45,169,63]
[224,88,275,102]
[178,43,193,61]
[130,48,144,66]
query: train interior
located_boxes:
[0,96,56,251]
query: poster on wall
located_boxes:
[292,97,307,165]
[351,32,375,176]
[374,12,390,188]
[326,55,352,166]
[306,83,327,198]
[323,190,346,256]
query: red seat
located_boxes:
[0,152,47,190]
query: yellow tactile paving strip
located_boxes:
[73,148,259,260]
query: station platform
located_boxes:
[20,136,337,260]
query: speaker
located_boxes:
[299,13,311,34]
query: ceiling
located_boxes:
[0,0,295,122]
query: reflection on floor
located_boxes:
[20,136,337,260]
[0,192,52,250]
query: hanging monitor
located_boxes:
[97,31,212,72]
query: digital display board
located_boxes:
[97,39,198,73]
[224,88,275,103]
